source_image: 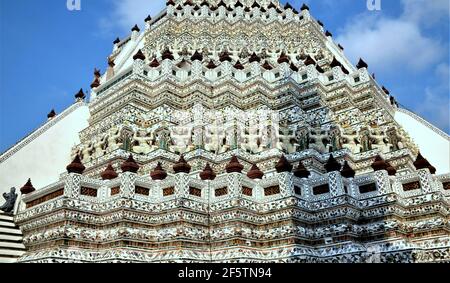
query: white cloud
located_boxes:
[337,16,443,73]
[401,0,450,27]
[99,0,166,35]
[415,63,450,132]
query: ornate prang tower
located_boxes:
[9,0,450,263]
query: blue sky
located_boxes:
[0,0,448,153]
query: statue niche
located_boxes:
[241,121,263,154]
[132,129,157,155]
[308,128,330,153]
[386,127,405,152]
[295,127,309,152]
[277,121,299,154]
[0,188,18,214]
[341,129,362,154]
[370,128,393,153]
[170,125,195,154]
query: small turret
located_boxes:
[226,156,244,173]
[67,155,86,174]
[247,164,264,180]
[20,179,36,195]
[151,162,168,180]
[121,155,140,173]
[200,163,216,181]
[276,155,293,173]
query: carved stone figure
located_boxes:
[341,130,362,154]
[0,188,17,214]
[106,127,123,152]
[328,126,342,152]
[204,123,228,154]
[386,128,404,151]
[278,122,298,154]
[359,128,372,152]
[132,130,156,154]
[170,125,195,154]
[93,135,107,158]
[309,128,329,153]
[156,128,171,151]
[82,142,95,163]
[296,128,309,151]
[370,129,392,153]
[241,122,262,154]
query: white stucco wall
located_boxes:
[0,102,90,197]
[395,108,450,174]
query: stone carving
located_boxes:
[0,188,17,214]
[170,125,195,154]
[341,129,362,154]
[132,130,157,154]
[309,128,330,153]
[278,121,298,154]
[241,121,263,154]
[386,127,404,151]
[106,127,123,153]
[370,129,392,153]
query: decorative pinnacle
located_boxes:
[67,155,86,174]
[325,155,342,173]
[413,152,436,174]
[133,49,146,61]
[276,155,293,173]
[75,88,86,100]
[151,162,168,180]
[101,163,118,180]
[340,161,355,178]
[47,109,57,119]
[356,58,368,69]
[200,163,216,181]
[247,164,264,180]
[173,155,192,174]
[226,156,244,174]
[121,154,140,173]
[294,161,311,179]
[371,155,389,172]
[20,178,36,195]
[131,24,140,32]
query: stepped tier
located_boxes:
[15,159,450,263]
[0,214,25,263]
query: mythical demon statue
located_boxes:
[0,187,18,214]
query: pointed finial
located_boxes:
[131,24,140,32]
[67,155,86,174]
[47,109,57,119]
[121,154,140,173]
[413,152,436,174]
[75,88,86,100]
[133,49,146,61]
[276,155,293,173]
[101,163,118,180]
[325,155,342,173]
[151,162,168,180]
[340,161,355,178]
[20,179,36,195]
[173,155,191,174]
[247,164,264,180]
[294,161,311,178]
[200,163,216,181]
[356,58,368,69]
[371,155,389,172]
[226,156,244,173]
